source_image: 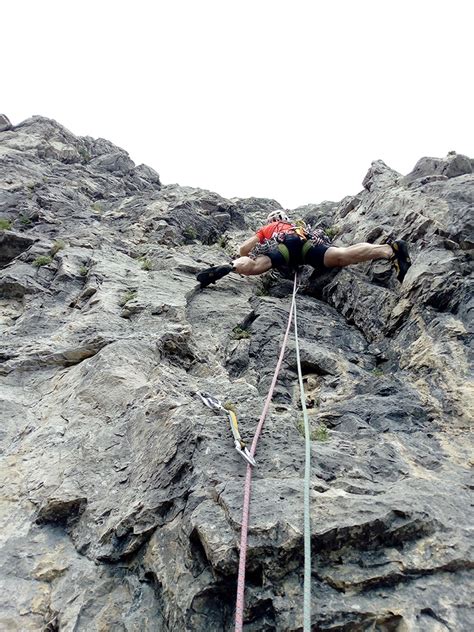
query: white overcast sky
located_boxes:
[3,0,472,208]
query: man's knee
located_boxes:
[234,256,258,275]
[323,246,346,268]
[233,257,249,274]
[234,255,272,276]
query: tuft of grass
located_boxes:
[79,147,91,162]
[255,274,275,296]
[231,325,251,340]
[140,258,152,271]
[0,218,11,230]
[183,226,197,241]
[79,265,89,277]
[324,227,338,239]
[312,425,329,442]
[371,367,384,378]
[91,202,102,213]
[20,216,32,226]
[217,234,229,248]
[296,420,329,442]
[119,290,137,307]
[33,255,53,267]
[51,240,66,255]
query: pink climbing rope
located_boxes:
[234,275,298,632]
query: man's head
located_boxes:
[266,210,290,224]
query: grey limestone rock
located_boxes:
[403,152,473,185]
[0,230,35,266]
[362,159,400,191]
[0,114,12,132]
[0,116,473,631]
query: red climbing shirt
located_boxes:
[256,221,294,243]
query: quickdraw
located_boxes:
[196,391,257,467]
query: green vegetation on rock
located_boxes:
[231,325,251,340]
[183,226,197,241]
[140,258,152,271]
[120,290,137,306]
[297,420,329,442]
[51,240,66,255]
[324,226,339,239]
[33,255,53,267]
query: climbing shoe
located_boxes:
[388,239,411,283]
[196,264,234,288]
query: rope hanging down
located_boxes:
[234,275,299,632]
[293,292,312,631]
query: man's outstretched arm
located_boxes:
[239,235,259,256]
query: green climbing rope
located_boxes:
[293,290,312,632]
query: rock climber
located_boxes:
[196,210,411,288]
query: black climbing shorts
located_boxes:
[303,242,331,270]
[267,235,330,271]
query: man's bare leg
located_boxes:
[196,255,272,288]
[233,255,273,276]
[324,243,392,268]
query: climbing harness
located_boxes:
[234,273,313,632]
[251,220,331,267]
[285,220,332,247]
[196,391,257,467]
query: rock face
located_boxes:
[0,114,12,132]
[0,117,473,631]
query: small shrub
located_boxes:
[0,218,11,230]
[79,266,89,277]
[91,202,102,213]
[20,216,32,226]
[183,226,197,241]
[140,258,152,271]
[119,290,137,306]
[33,255,53,267]
[372,368,384,378]
[51,240,66,255]
[231,325,251,340]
